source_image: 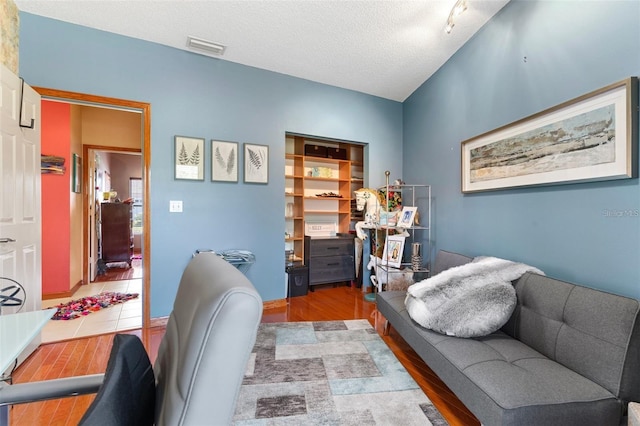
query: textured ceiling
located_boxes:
[16,0,510,102]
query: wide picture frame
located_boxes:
[244,143,269,184]
[461,77,638,193]
[175,135,205,181]
[211,140,238,183]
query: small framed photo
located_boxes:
[398,206,418,228]
[244,143,269,184]
[211,140,238,182]
[383,235,405,268]
[175,135,204,181]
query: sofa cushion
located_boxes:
[405,278,516,338]
[405,257,541,338]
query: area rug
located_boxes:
[233,320,448,425]
[50,292,139,320]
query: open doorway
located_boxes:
[36,88,151,342]
[89,149,143,281]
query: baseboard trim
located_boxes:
[263,298,287,310]
[148,299,286,327]
[42,280,83,300]
[149,316,169,328]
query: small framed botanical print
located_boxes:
[175,136,205,181]
[211,140,238,182]
[244,143,269,184]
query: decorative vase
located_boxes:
[411,242,422,271]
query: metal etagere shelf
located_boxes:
[367,171,431,300]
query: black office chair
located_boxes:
[78,334,155,426]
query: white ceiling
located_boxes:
[15,0,510,102]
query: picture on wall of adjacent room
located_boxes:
[461,77,638,193]
[175,135,205,181]
[244,143,269,184]
[72,153,81,193]
[211,140,238,182]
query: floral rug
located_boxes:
[50,291,139,320]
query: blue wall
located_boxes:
[403,0,640,298]
[19,13,403,316]
[20,1,640,315]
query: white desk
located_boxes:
[0,308,56,425]
[0,309,56,374]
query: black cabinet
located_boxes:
[101,202,133,265]
[304,235,355,287]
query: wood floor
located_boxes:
[9,285,479,426]
[92,257,142,283]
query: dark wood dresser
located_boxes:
[101,202,133,265]
[304,234,355,288]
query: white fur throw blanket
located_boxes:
[405,256,544,338]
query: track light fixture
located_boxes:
[445,0,468,34]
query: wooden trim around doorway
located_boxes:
[34,87,152,337]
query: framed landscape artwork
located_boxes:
[461,77,638,193]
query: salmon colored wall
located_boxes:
[41,100,71,295]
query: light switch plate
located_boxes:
[169,200,183,212]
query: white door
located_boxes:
[89,151,98,281]
[0,64,42,364]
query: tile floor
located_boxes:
[41,279,142,343]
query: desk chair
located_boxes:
[0,252,263,425]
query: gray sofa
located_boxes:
[376,250,640,425]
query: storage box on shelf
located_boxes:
[304,144,328,158]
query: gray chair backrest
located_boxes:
[502,272,640,402]
[154,252,263,426]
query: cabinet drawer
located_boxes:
[309,255,355,285]
[307,238,353,257]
